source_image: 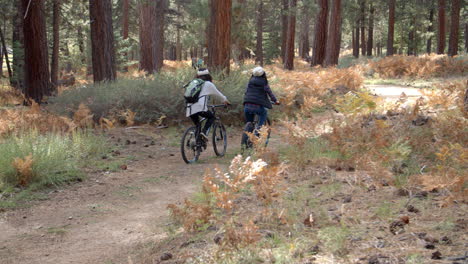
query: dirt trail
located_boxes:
[0,128,239,264]
[0,85,423,264]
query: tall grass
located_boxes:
[49,67,251,124]
[0,130,108,193]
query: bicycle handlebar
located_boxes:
[209,104,229,108]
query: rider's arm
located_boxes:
[264,84,278,103]
[204,82,228,103]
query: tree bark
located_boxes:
[465,22,468,53]
[427,2,435,54]
[437,0,446,54]
[51,0,60,90]
[299,5,311,59]
[366,3,374,56]
[284,0,297,70]
[360,0,366,56]
[255,0,264,66]
[324,0,342,66]
[89,0,116,82]
[280,0,289,62]
[408,28,415,55]
[12,0,24,90]
[311,0,329,66]
[386,0,395,56]
[22,0,51,102]
[447,0,461,56]
[122,0,129,70]
[155,0,167,72]
[208,0,232,73]
[0,26,12,78]
[139,0,156,73]
[353,26,360,58]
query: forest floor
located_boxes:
[0,85,466,264]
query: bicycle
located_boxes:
[181,105,228,164]
[241,102,279,153]
[241,116,271,153]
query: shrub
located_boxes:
[0,130,108,192]
[49,67,251,124]
[266,66,364,116]
[0,103,75,137]
[369,54,467,79]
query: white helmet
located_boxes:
[197,68,210,76]
[252,66,265,77]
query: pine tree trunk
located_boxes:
[360,0,366,56]
[139,1,156,73]
[22,0,51,102]
[366,4,374,56]
[386,0,395,56]
[354,26,360,58]
[89,0,116,82]
[77,25,86,65]
[311,0,329,66]
[437,0,446,54]
[0,27,12,78]
[427,3,434,53]
[51,0,60,90]
[0,22,3,76]
[324,0,342,66]
[465,22,468,53]
[255,0,264,66]
[408,29,415,55]
[299,6,311,59]
[122,0,129,70]
[280,0,289,62]
[208,0,232,73]
[447,0,461,56]
[176,4,182,61]
[155,0,167,72]
[284,0,297,70]
[12,0,24,90]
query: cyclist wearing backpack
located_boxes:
[185,68,230,139]
[243,67,279,127]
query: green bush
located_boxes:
[49,67,251,124]
[0,130,108,192]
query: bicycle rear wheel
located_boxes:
[264,118,272,147]
[241,122,255,152]
[212,122,227,157]
[181,126,200,164]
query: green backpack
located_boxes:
[184,78,205,104]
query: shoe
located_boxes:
[200,132,209,141]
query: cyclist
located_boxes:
[186,68,230,140]
[243,66,279,128]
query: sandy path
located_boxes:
[0,127,238,264]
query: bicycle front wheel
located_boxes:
[181,126,200,164]
[212,123,227,157]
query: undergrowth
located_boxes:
[49,67,251,124]
[0,130,109,204]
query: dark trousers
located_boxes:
[190,111,215,135]
[244,105,268,127]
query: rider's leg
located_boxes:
[189,113,200,127]
[256,107,268,127]
[199,111,215,135]
[244,106,255,123]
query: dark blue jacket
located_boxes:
[243,77,276,109]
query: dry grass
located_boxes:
[266,65,364,116]
[0,85,23,106]
[370,54,467,79]
[0,103,76,137]
[11,154,34,187]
